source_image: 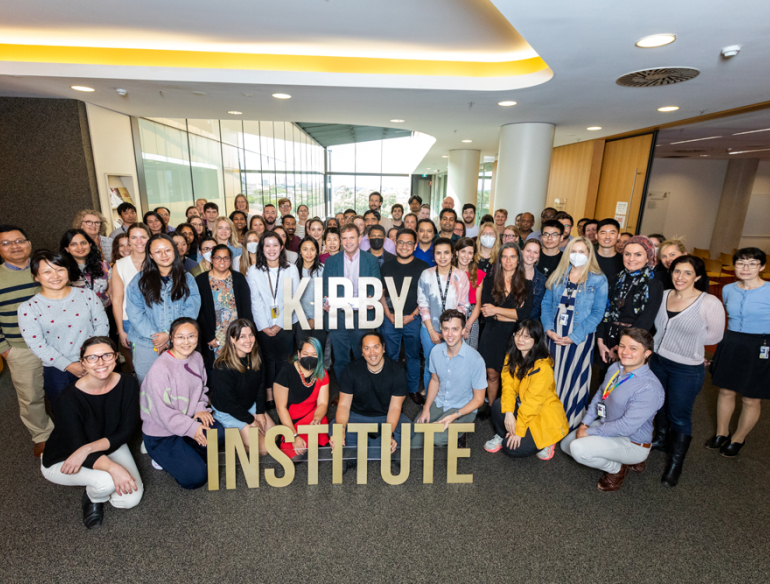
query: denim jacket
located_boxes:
[540,271,608,344]
[126,272,201,347]
[530,268,547,322]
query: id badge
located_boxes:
[559,313,569,327]
[760,345,769,360]
[597,402,606,418]
[270,305,280,319]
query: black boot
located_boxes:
[81,490,104,529]
[661,432,692,488]
[650,425,669,452]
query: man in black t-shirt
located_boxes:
[333,332,410,461]
[379,227,429,405]
[595,218,624,286]
[536,220,564,278]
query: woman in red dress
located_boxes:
[274,336,330,458]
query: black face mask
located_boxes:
[369,238,384,250]
[299,356,318,371]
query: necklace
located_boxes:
[367,361,385,374]
[296,362,316,387]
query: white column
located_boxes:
[447,149,481,210]
[709,158,758,257]
[493,123,555,216]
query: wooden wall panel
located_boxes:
[594,134,654,233]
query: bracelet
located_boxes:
[293,433,299,438]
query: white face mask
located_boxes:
[569,252,588,267]
[202,251,212,262]
[480,234,496,248]
[247,242,258,254]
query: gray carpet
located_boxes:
[1,365,768,584]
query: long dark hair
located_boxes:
[138,234,191,305]
[176,222,199,253]
[491,242,527,307]
[143,211,167,234]
[213,319,261,372]
[296,235,322,276]
[507,319,551,380]
[669,255,710,293]
[452,237,480,288]
[255,231,289,270]
[229,211,248,237]
[59,228,105,281]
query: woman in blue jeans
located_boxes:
[650,255,725,487]
[125,234,201,382]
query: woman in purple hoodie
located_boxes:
[140,317,224,489]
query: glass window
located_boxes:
[189,133,225,216]
[331,175,355,214]
[222,144,245,214]
[220,120,244,148]
[355,140,382,174]
[355,175,381,215]
[328,143,355,173]
[381,176,411,218]
[187,119,221,141]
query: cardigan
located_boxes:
[653,291,725,366]
[195,270,254,345]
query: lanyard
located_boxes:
[436,267,453,312]
[266,267,282,304]
[601,370,635,401]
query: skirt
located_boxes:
[710,330,770,399]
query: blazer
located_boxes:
[540,271,608,345]
[195,270,253,348]
[322,250,381,329]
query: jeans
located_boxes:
[420,324,441,391]
[329,326,369,383]
[335,411,412,459]
[381,317,421,394]
[649,353,705,435]
[132,343,159,384]
[561,420,650,474]
[143,421,225,490]
[42,367,77,404]
[213,403,256,431]
[491,399,539,458]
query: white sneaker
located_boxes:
[140,441,147,454]
[537,444,555,460]
[151,459,163,470]
[484,434,504,453]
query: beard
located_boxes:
[264,216,276,225]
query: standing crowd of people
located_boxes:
[0,192,766,529]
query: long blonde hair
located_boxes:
[546,236,603,290]
[238,230,259,276]
[474,221,501,265]
[72,209,108,237]
[213,217,240,248]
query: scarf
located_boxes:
[603,266,654,323]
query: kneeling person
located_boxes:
[414,309,486,447]
[334,331,411,460]
[561,328,664,492]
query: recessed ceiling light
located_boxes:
[191,91,206,96]
[587,127,602,131]
[462,139,473,143]
[729,147,770,155]
[498,101,517,107]
[272,93,292,99]
[71,85,94,92]
[733,127,770,136]
[227,111,242,115]
[658,106,679,112]
[669,136,722,145]
[390,119,405,123]
[442,155,449,158]
[636,34,676,48]
[700,155,710,157]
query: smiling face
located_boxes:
[308,221,323,242]
[297,205,309,221]
[300,240,317,265]
[35,260,69,291]
[129,228,149,255]
[440,212,455,234]
[172,235,188,257]
[364,213,378,228]
[66,233,91,261]
[418,222,434,244]
[598,224,619,250]
[734,256,766,281]
[453,222,464,238]
[353,218,365,235]
[235,197,248,212]
[190,218,205,235]
[120,207,137,225]
[146,214,163,234]
[81,342,118,379]
[179,226,195,245]
[341,229,360,255]
[522,242,540,267]
[660,244,683,269]
[623,243,647,272]
[514,327,535,354]
[616,233,631,253]
[404,215,417,231]
[0,230,32,265]
[250,218,266,235]
[441,317,464,349]
[671,260,700,291]
[283,217,296,237]
[81,214,102,238]
[391,206,403,221]
[501,247,518,273]
[195,199,207,215]
[117,237,131,258]
[233,326,255,358]
[232,214,246,231]
[419,207,431,220]
[584,223,597,242]
[263,236,282,263]
[171,323,199,358]
[434,243,453,268]
[216,221,232,244]
[462,207,475,225]
[502,228,517,245]
[187,208,200,221]
[263,207,277,225]
[150,238,176,269]
[361,334,385,368]
[395,232,415,259]
[455,245,474,269]
[279,201,291,216]
[156,208,171,226]
[324,232,340,253]
[618,335,651,369]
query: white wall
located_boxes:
[85,103,139,230]
[740,160,770,252]
[643,158,728,251]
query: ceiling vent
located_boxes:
[616,67,700,87]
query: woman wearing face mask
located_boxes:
[249,215,267,239]
[306,218,325,253]
[247,231,300,409]
[195,244,253,366]
[191,236,217,277]
[110,233,131,265]
[706,248,769,457]
[72,209,112,262]
[213,217,242,258]
[475,222,501,273]
[142,211,167,236]
[140,318,224,488]
[40,336,143,529]
[521,239,547,321]
[125,234,201,382]
[454,237,485,349]
[208,319,274,454]
[597,236,664,365]
[228,211,248,244]
[541,237,608,429]
[477,243,534,420]
[235,230,259,275]
[319,228,340,264]
[295,236,326,349]
[650,255,724,487]
[296,205,309,239]
[175,223,199,261]
[273,337,330,459]
[417,238,470,393]
[18,251,109,402]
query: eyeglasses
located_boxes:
[174,334,199,342]
[735,261,762,269]
[82,220,102,227]
[0,239,29,247]
[542,232,561,239]
[502,234,516,240]
[514,331,532,340]
[212,256,231,262]
[152,247,175,255]
[200,247,214,253]
[83,352,117,364]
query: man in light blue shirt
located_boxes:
[413,309,486,448]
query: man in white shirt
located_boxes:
[462,203,478,238]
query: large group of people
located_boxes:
[0,192,766,529]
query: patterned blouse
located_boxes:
[209,273,238,350]
[417,267,470,331]
[72,261,111,308]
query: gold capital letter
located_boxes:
[380,423,411,485]
[447,423,474,484]
[384,276,411,329]
[414,423,442,484]
[264,426,296,487]
[207,428,219,491]
[347,423,378,484]
[358,277,384,329]
[297,424,327,485]
[331,424,344,484]
[327,277,355,329]
[284,277,309,330]
[224,427,260,489]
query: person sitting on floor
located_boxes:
[140,317,224,489]
[41,336,142,529]
[484,319,569,460]
[560,327,664,492]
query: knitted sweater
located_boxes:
[653,291,725,366]
[18,288,109,371]
[140,351,211,439]
[0,264,41,352]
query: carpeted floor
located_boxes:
[1,365,768,584]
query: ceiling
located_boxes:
[295,123,411,147]
[2,0,770,174]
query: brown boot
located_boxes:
[597,464,629,492]
[628,461,646,473]
[33,441,46,458]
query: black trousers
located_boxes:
[491,399,539,458]
[257,328,295,389]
